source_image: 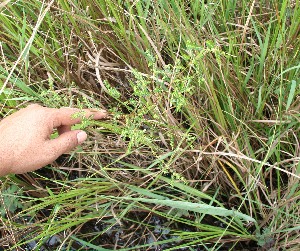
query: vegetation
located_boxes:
[0,0,299,250]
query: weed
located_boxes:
[0,0,299,250]
[0,184,24,217]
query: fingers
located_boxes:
[45,130,87,162]
[27,103,42,109]
[52,107,107,128]
[57,125,71,135]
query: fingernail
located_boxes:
[77,131,87,144]
[92,110,108,119]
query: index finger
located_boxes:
[52,107,107,128]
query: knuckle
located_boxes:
[27,103,42,109]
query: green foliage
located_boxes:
[0,184,24,217]
[0,0,299,250]
[256,227,275,248]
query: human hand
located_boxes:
[0,104,107,176]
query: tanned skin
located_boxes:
[0,104,107,176]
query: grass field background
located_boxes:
[0,0,299,250]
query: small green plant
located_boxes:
[0,184,24,217]
[0,0,299,250]
[256,227,275,249]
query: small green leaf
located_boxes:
[286,80,297,111]
[257,85,263,113]
[0,185,24,217]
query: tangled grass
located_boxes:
[0,0,299,250]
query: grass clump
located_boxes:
[0,0,300,250]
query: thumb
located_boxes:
[46,130,87,160]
